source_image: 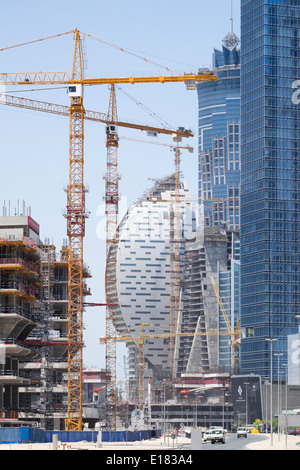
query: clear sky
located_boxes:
[0,0,241,378]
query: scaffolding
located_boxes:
[38,243,56,429]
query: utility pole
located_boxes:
[274,352,283,441]
[266,338,278,446]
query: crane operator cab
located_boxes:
[67,84,83,102]
[106,124,117,136]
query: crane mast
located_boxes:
[104,85,119,430]
[64,30,86,431]
[148,146,184,384]
[171,144,181,381]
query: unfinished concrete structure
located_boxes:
[174,228,240,379]
[0,212,91,429]
[0,215,41,425]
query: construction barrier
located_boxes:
[46,430,98,443]
[46,428,161,443]
[0,427,46,444]
[0,426,161,444]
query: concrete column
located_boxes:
[52,434,58,450]
[97,431,102,448]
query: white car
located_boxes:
[210,429,226,444]
[203,429,213,442]
[237,427,247,438]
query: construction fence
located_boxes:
[0,426,161,444]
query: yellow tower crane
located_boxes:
[1,28,217,430]
[65,30,85,431]
[104,84,119,430]
[99,323,242,410]
[0,90,194,429]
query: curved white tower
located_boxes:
[116,174,194,399]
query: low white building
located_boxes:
[288,328,300,385]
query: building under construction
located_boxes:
[0,210,91,429]
[174,227,240,382]
[116,174,194,404]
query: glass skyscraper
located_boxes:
[196,26,241,372]
[197,29,240,230]
[240,0,300,379]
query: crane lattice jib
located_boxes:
[100,329,238,343]
[0,72,217,86]
[0,94,193,138]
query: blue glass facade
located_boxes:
[197,40,241,230]
[240,0,300,379]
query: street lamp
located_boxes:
[274,352,283,441]
[162,380,166,445]
[222,390,228,430]
[282,362,289,451]
[244,382,250,427]
[266,338,278,446]
[264,378,269,434]
[194,391,201,428]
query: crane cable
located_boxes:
[116,86,174,129]
[81,31,174,73]
[0,29,191,75]
[0,30,74,52]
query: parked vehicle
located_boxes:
[288,428,299,436]
[237,427,247,438]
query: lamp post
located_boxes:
[266,338,278,446]
[244,382,250,427]
[222,390,228,430]
[162,380,166,445]
[282,362,289,450]
[195,391,201,428]
[264,378,269,434]
[274,352,283,440]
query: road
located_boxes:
[201,432,268,451]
